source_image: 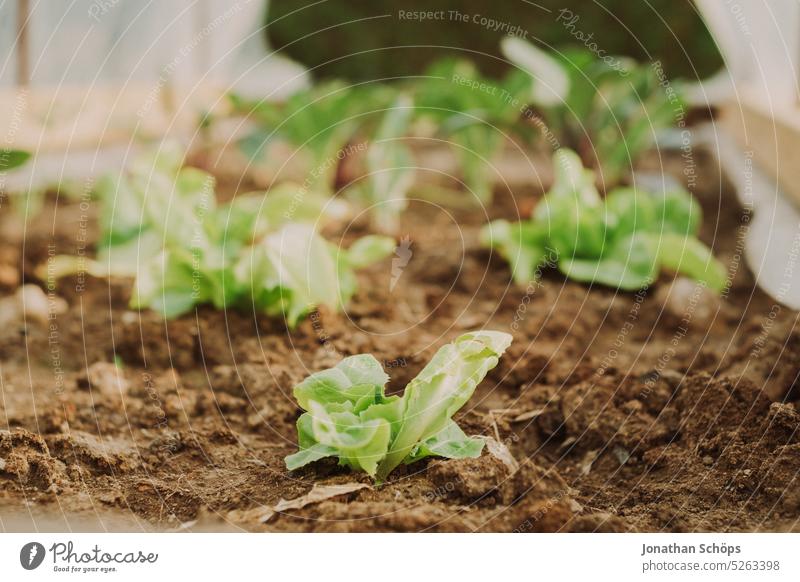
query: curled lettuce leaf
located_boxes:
[655,233,726,292]
[231,224,394,326]
[404,420,485,465]
[285,331,512,481]
[376,330,511,480]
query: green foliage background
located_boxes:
[265,0,721,82]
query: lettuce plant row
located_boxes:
[45,145,395,326]
[232,38,680,228]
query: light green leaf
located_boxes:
[96,230,164,277]
[375,331,511,481]
[34,255,111,281]
[404,420,484,464]
[658,188,702,237]
[604,187,659,240]
[293,354,389,411]
[308,401,392,476]
[480,219,550,284]
[130,251,200,317]
[362,95,416,231]
[559,232,658,290]
[215,185,330,245]
[500,37,570,106]
[655,233,727,292]
[453,124,501,204]
[547,148,601,206]
[285,441,338,471]
[262,224,340,324]
[345,235,396,269]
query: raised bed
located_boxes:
[1,145,797,532]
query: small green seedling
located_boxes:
[481,149,727,292]
[44,145,395,325]
[286,330,512,482]
[414,58,533,203]
[501,37,680,185]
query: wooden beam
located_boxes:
[720,91,800,207]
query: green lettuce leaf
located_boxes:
[658,188,703,237]
[480,219,550,284]
[404,420,484,464]
[375,330,512,481]
[481,148,726,293]
[655,233,727,292]
[559,232,659,290]
[293,354,390,411]
[0,149,31,172]
[285,331,512,481]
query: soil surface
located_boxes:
[1,150,799,532]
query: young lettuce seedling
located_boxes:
[501,37,681,185]
[44,145,395,326]
[235,82,396,193]
[414,58,534,203]
[285,330,512,482]
[481,149,727,292]
[346,94,416,233]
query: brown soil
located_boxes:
[1,150,799,532]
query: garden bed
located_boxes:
[1,149,798,532]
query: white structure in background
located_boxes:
[0,0,307,93]
[696,0,799,105]
[0,0,308,190]
[695,0,800,308]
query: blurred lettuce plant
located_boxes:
[413,58,533,203]
[481,149,726,292]
[501,37,681,184]
[233,82,395,192]
[43,145,394,326]
[345,94,416,233]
